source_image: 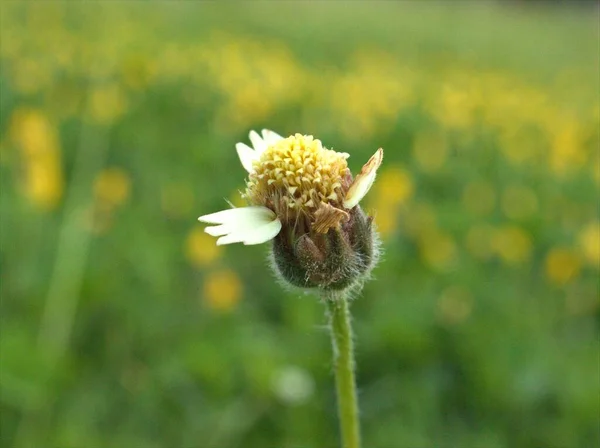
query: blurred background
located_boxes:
[1,2,599,448]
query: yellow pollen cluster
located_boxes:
[245,134,349,212]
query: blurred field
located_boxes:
[0,2,599,448]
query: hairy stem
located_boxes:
[326,293,361,448]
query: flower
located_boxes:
[93,167,131,208]
[185,228,222,267]
[544,247,581,286]
[492,225,532,264]
[203,268,243,312]
[577,222,600,267]
[198,130,383,291]
[199,130,383,244]
[10,108,64,210]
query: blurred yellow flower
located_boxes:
[462,180,496,217]
[185,228,222,267]
[10,108,64,210]
[231,83,272,121]
[88,84,128,125]
[94,168,131,208]
[482,77,548,134]
[437,285,473,325]
[465,223,495,261]
[492,226,532,264]
[418,229,457,272]
[412,131,448,173]
[549,119,586,174]
[156,44,193,81]
[374,165,414,206]
[10,108,58,159]
[120,54,157,90]
[500,185,538,221]
[545,247,581,286]
[205,35,306,131]
[203,269,243,312]
[329,48,413,139]
[577,222,600,267]
[431,82,479,130]
[372,207,397,240]
[23,160,64,211]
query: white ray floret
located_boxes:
[261,129,284,146]
[198,206,282,246]
[343,148,384,209]
[235,129,284,173]
[235,142,259,173]
[249,130,267,154]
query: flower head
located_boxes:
[198,130,383,291]
[245,133,350,219]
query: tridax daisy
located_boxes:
[198,130,383,291]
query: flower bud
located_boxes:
[270,205,379,292]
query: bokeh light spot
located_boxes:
[437,285,473,325]
[492,226,532,264]
[185,228,223,267]
[577,222,600,267]
[94,168,131,208]
[545,248,581,286]
[202,269,243,312]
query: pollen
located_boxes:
[245,134,350,214]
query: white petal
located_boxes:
[236,142,258,173]
[199,206,282,246]
[261,129,284,146]
[204,224,230,237]
[241,218,282,245]
[216,233,246,246]
[215,217,282,246]
[198,206,276,225]
[249,130,267,153]
[343,148,384,209]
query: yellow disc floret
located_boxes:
[245,134,350,216]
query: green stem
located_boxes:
[326,293,361,448]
